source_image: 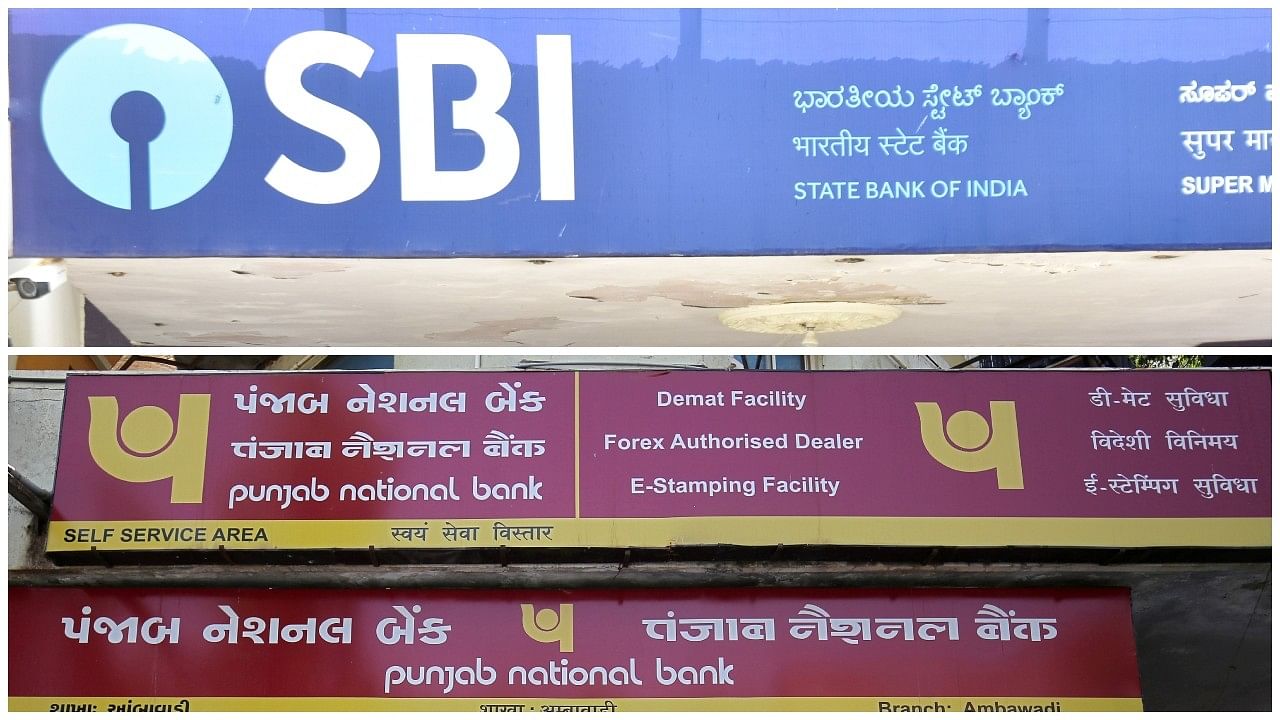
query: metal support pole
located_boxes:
[1024,9,1049,63]
[677,9,702,64]
[8,466,52,522]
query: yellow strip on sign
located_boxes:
[46,516,1270,552]
[12,696,1145,712]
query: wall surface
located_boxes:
[50,252,1273,347]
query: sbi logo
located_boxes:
[42,24,232,210]
[41,23,575,211]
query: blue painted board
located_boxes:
[8,8,1272,257]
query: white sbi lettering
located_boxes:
[265,32,575,204]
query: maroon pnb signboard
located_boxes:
[8,587,1142,711]
[47,369,1270,552]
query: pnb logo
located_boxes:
[87,394,212,503]
[41,24,232,210]
[521,603,573,652]
[916,401,1024,490]
[42,23,575,210]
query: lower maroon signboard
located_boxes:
[9,587,1141,711]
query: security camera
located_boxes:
[8,260,68,300]
[13,277,49,299]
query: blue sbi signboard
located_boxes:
[8,8,1273,257]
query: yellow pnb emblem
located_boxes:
[915,401,1024,490]
[87,394,212,503]
[521,603,574,652]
